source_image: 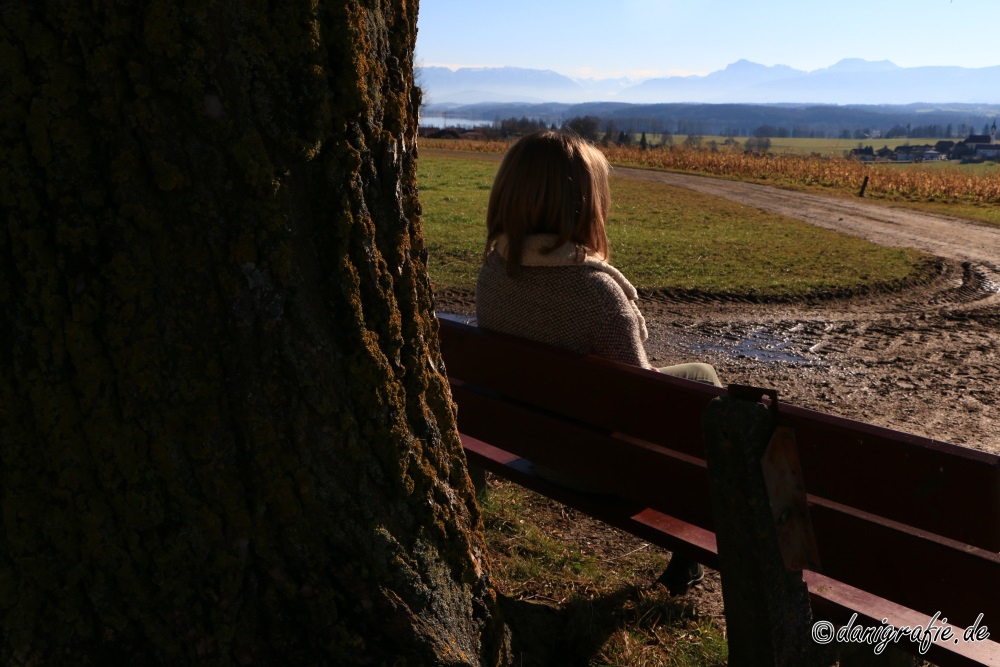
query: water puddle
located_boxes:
[693,327,815,364]
[438,314,817,365]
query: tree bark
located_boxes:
[0,2,508,664]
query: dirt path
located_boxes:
[436,167,1000,454]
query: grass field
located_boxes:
[418,151,926,296]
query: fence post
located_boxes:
[702,392,828,667]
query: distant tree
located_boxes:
[839,129,852,139]
[659,131,674,147]
[682,134,703,149]
[723,137,742,152]
[491,116,548,138]
[601,120,618,146]
[640,131,648,150]
[744,136,771,153]
[562,115,601,142]
[617,130,633,147]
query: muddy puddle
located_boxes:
[692,326,818,365]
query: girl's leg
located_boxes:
[657,362,723,387]
[653,361,720,593]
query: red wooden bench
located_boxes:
[438,317,1000,667]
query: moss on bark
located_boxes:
[0,1,508,664]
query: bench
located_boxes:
[437,317,1000,667]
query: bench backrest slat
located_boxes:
[439,318,1000,552]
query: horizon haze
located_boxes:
[418,59,1000,106]
[417,0,1000,83]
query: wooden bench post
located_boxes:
[703,392,829,667]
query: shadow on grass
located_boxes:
[499,585,705,666]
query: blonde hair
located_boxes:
[485,130,611,275]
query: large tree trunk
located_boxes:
[0,2,508,664]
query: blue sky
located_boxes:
[416,0,1000,79]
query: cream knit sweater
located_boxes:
[475,234,651,368]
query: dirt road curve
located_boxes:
[609,169,999,454]
[435,166,999,454]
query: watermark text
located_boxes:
[811,612,990,655]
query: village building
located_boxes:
[849,145,874,161]
[948,121,998,161]
[974,120,998,159]
[978,143,1000,159]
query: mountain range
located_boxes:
[418,59,1000,106]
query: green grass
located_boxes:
[418,152,926,296]
[480,477,729,667]
[417,152,496,290]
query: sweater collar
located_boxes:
[493,234,647,340]
[494,234,638,300]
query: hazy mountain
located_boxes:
[812,58,901,74]
[623,60,809,103]
[418,66,587,104]
[417,66,645,104]
[417,59,1000,105]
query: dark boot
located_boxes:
[656,554,704,596]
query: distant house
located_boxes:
[934,140,955,154]
[876,145,894,160]
[964,122,995,147]
[977,144,1000,160]
[850,146,874,161]
[953,123,995,160]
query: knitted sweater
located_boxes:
[475,234,651,368]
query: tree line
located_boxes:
[478,115,995,146]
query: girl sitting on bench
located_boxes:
[475,129,721,595]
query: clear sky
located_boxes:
[416,0,1000,80]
